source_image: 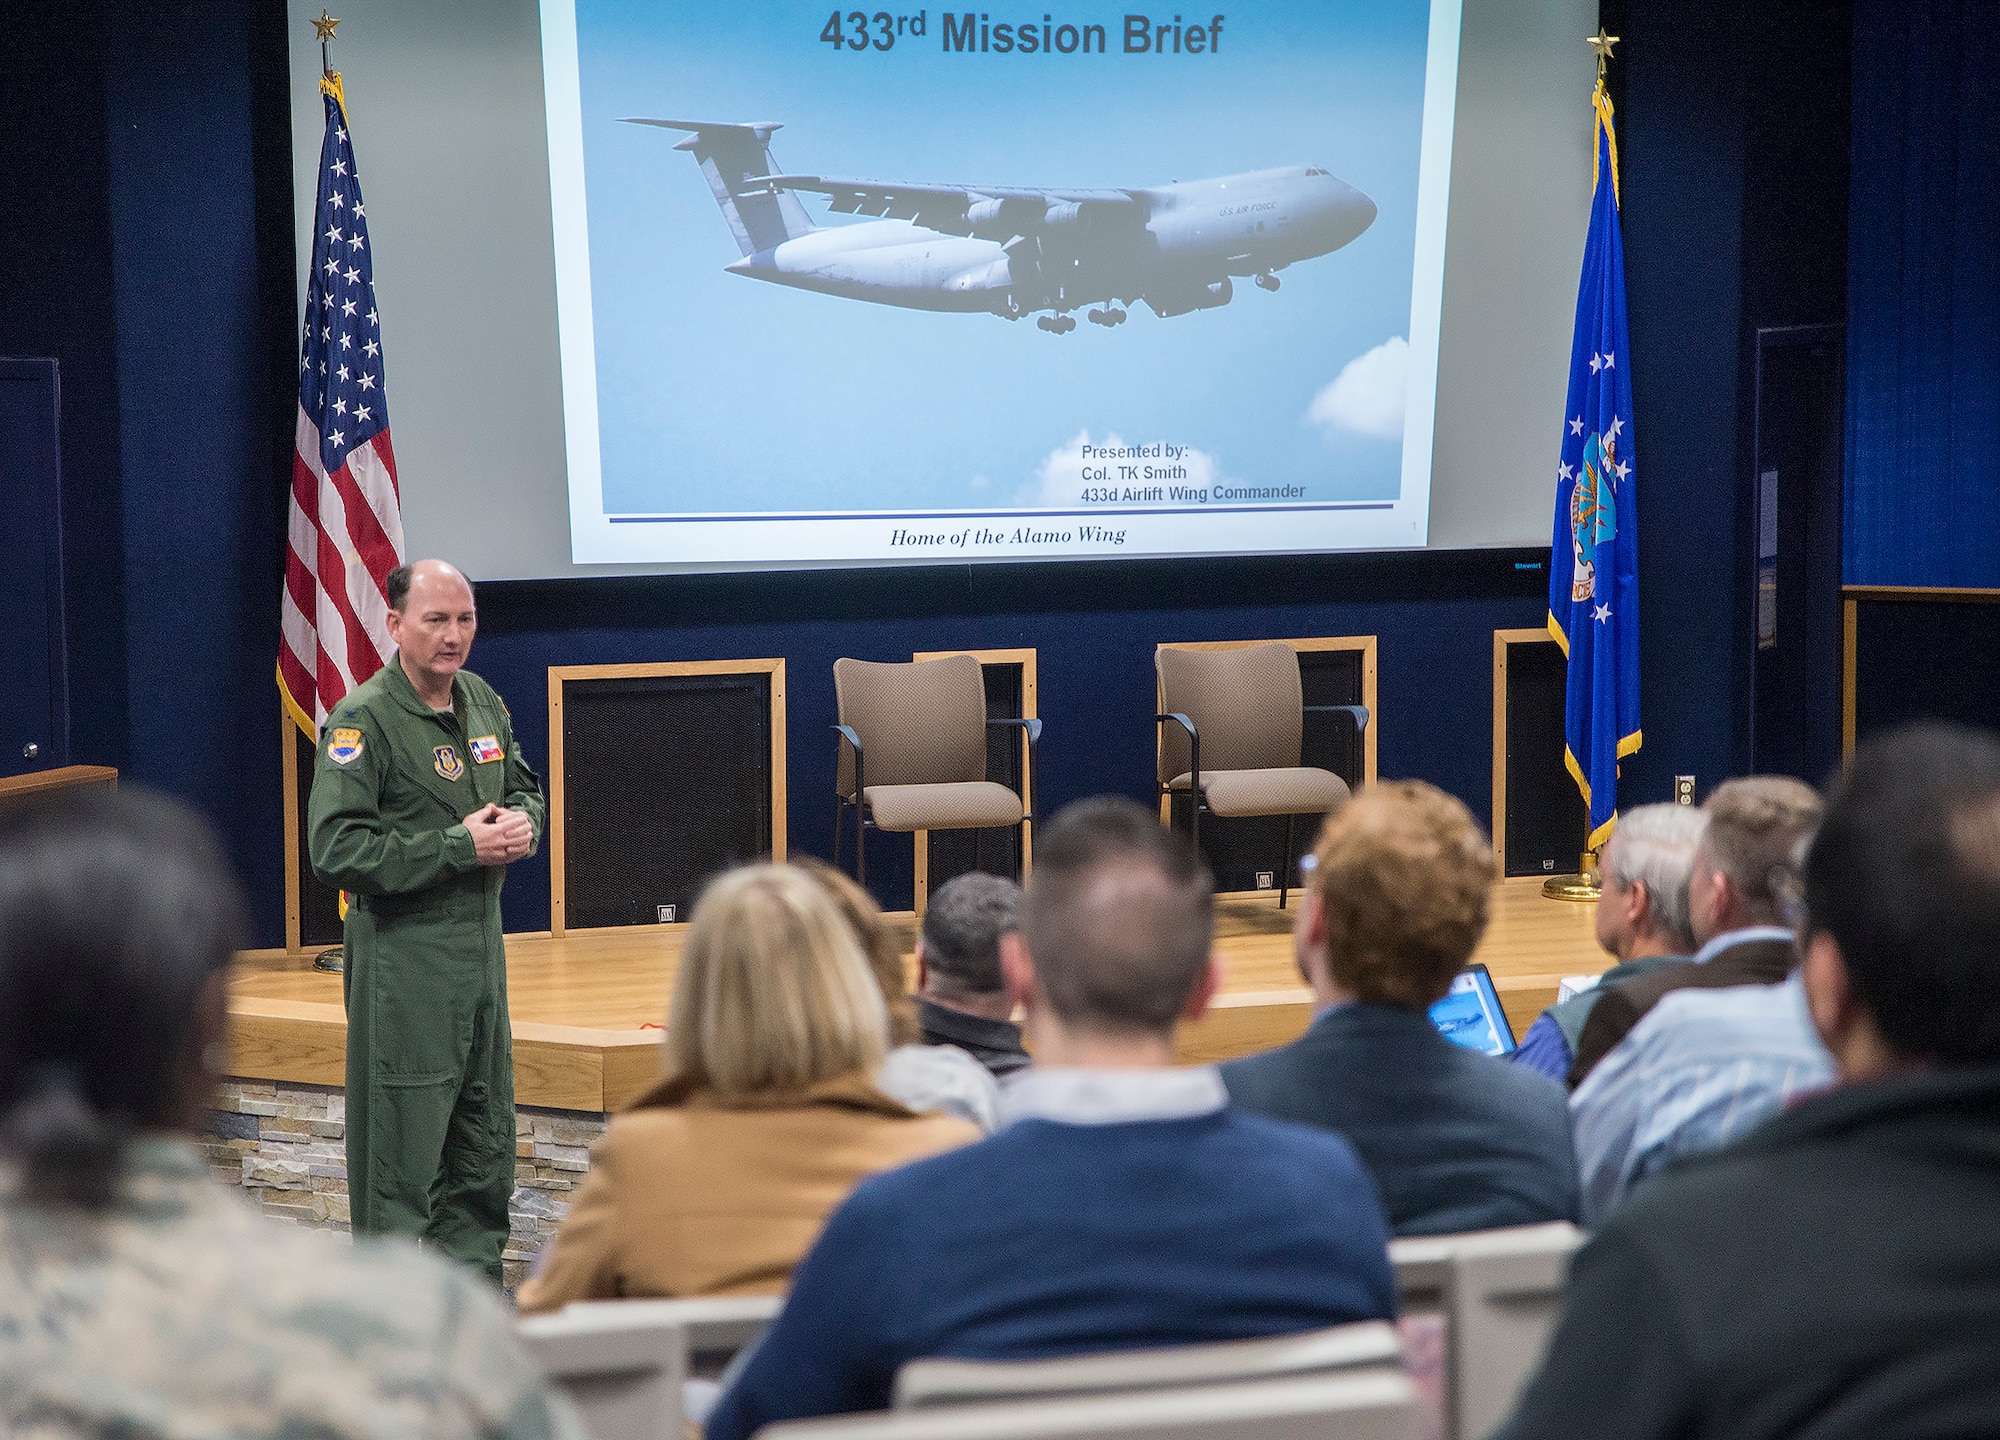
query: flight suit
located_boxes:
[307,658,544,1283]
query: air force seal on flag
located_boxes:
[1569,429,1620,603]
[469,735,503,765]
[327,728,364,765]
[434,744,466,781]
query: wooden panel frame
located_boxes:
[0,764,116,802]
[547,659,787,937]
[1492,628,1559,876]
[908,647,1038,915]
[1841,586,2000,762]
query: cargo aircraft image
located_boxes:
[627,119,1377,332]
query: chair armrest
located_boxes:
[833,725,863,802]
[987,716,1043,745]
[1304,704,1370,732]
[1155,713,1201,795]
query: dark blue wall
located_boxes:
[1844,0,2000,587]
[1,0,1862,945]
[1601,0,1851,799]
[471,551,1545,932]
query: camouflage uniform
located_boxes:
[0,1138,575,1440]
[308,658,544,1283]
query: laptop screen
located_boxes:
[1428,964,1517,1056]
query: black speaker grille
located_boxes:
[1504,641,1590,876]
[562,673,773,929]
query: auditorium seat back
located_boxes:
[1445,1223,1581,1440]
[516,1294,784,1438]
[516,1302,686,1440]
[761,1371,1422,1440]
[892,1320,1403,1409]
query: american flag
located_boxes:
[279,74,404,737]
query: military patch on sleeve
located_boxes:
[434,745,466,781]
[327,728,364,765]
[469,735,503,764]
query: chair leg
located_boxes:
[1279,814,1296,909]
[833,801,844,872]
[973,827,982,875]
[857,812,867,887]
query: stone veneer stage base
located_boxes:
[199,1078,606,1291]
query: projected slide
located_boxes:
[541,1,1464,567]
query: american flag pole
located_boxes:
[278,12,405,741]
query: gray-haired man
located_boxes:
[916,872,1030,1078]
[1510,802,1707,1082]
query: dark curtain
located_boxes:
[1844,0,2000,586]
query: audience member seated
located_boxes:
[517,865,976,1312]
[0,789,567,1437]
[1566,776,1822,1086]
[1497,722,2000,1439]
[1221,782,1579,1235]
[705,797,1397,1440]
[1511,803,1705,1082]
[916,872,1031,1079]
[797,858,1004,1131]
[1568,825,1833,1221]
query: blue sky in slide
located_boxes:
[570,0,1439,516]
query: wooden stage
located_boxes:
[227,877,1604,1112]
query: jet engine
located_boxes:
[1142,278,1233,319]
[966,196,1043,236]
[1041,201,1084,226]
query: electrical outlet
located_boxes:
[656,904,677,923]
[1674,775,1697,806]
[1255,871,1275,890]
[1543,859,1556,871]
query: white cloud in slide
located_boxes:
[1306,336,1410,441]
[1015,430,1223,508]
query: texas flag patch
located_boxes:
[469,735,504,765]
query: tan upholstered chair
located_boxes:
[834,655,1040,892]
[1155,643,1368,906]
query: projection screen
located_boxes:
[289,0,1597,578]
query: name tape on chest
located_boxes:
[434,744,466,781]
[327,728,364,765]
[469,735,503,765]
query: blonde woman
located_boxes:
[516,865,978,1311]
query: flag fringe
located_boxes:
[278,664,317,740]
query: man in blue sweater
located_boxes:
[706,798,1397,1440]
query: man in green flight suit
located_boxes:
[308,558,544,1283]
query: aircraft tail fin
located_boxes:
[622,119,818,256]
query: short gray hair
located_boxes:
[919,872,1023,998]
[1603,803,1707,951]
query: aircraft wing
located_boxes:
[755,175,1145,238]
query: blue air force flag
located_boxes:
[1548,83,1641,849]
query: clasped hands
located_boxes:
[465,803,535,865]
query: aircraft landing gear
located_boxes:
[1087,308,1128,327]
[1037,313,1078,333]
[1255,272,1280,292]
